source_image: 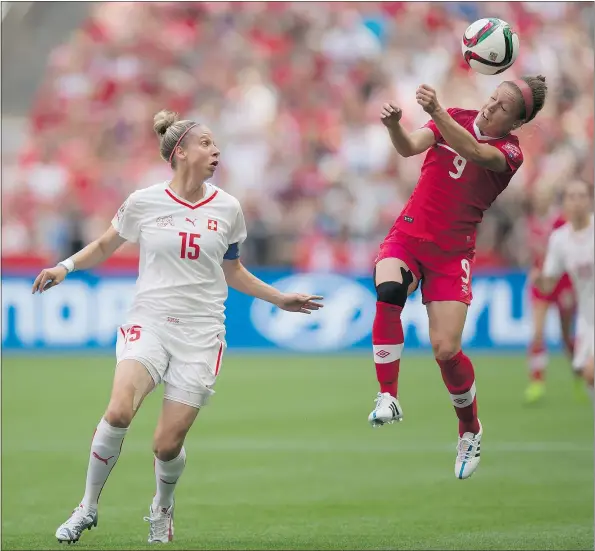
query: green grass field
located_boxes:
[2,354,593,550]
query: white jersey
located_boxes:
[112,181,247,329]
[543,215,594,328]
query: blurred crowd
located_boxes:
[3,1,594,271]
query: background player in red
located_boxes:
[525,185,577,403]
[368,76,548,480]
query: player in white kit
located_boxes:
[534,180,594,392]
[32,110,324,544]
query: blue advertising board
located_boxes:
[2,269,565,353]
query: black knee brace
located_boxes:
[375,267,413,308]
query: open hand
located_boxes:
[380,102,403,128]
[276,293,324,314]
[416,84,441,115]
[32,265,68,294]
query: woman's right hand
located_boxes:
[32,265,68,294]
[380,102,403,128]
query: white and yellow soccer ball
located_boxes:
[461,18,520,75]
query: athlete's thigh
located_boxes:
[109,359,156,416]
[116,323,170,385]
[426,300,468,349]
[374,237,420,294]
[154,397,200,452]
[163,331,226,409]
[421,249,474,305]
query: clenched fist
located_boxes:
[380,102,403,128]
[416,84,441,115]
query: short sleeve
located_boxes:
[494,139,524,172]
[543,231,566,280]
[229,203,247,246]
[421,108,466,141]
[111,193,141,243]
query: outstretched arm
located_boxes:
[381,102,436,158]
[415,85,509,173]
[222,259,323,314]
[32,226,126,293]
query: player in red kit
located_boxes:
[368,76,548,480]
[525,186,576,403]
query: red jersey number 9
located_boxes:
[450,156,467,180]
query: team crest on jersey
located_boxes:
[157,215,174,228]
[207,219,218,231]
[502,142,521,159]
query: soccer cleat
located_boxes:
[455,420,482,480]
[55,504,98,543]
[524,380,546,404]
[368,392,403,427]
[144,504,174,543]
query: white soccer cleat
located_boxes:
[55,504,98,543]
[455,420,483,480]
[144,504,174,543]
[368,392,403,427]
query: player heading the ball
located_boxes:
[369,76,547,480]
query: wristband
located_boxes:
[58,258,75,273]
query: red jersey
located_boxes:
[527,211,566,269]
[389,108,524,252]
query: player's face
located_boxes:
[477,84,522,137]
[184,127,220,180]
[563,182,592,221]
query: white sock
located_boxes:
[81,418,128,510]
[152,447,186,510]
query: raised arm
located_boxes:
[32,226,126,294]
[381,102,436,158]
[415,85,509,173]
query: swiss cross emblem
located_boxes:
[207,219,218,231]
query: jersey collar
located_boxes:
[473,115,508,141]
[165,182,218,210]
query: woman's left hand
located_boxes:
[416,84,442,115]
[276,293,324,314]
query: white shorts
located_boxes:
[116,320,226,408]
[573,319,594,371]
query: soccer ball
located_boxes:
[461,18,519,75]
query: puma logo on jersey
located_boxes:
[185,217,197,226]
[157,215,174,227]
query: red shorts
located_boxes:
[530,273,575,311]
[375,232,474,305]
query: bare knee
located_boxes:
[153,432,185,461]
[431,336,461,361]
[104,401,134,428]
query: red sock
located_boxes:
[528,340,547,382]
[372,301,404,397]
[436,350,479,436]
